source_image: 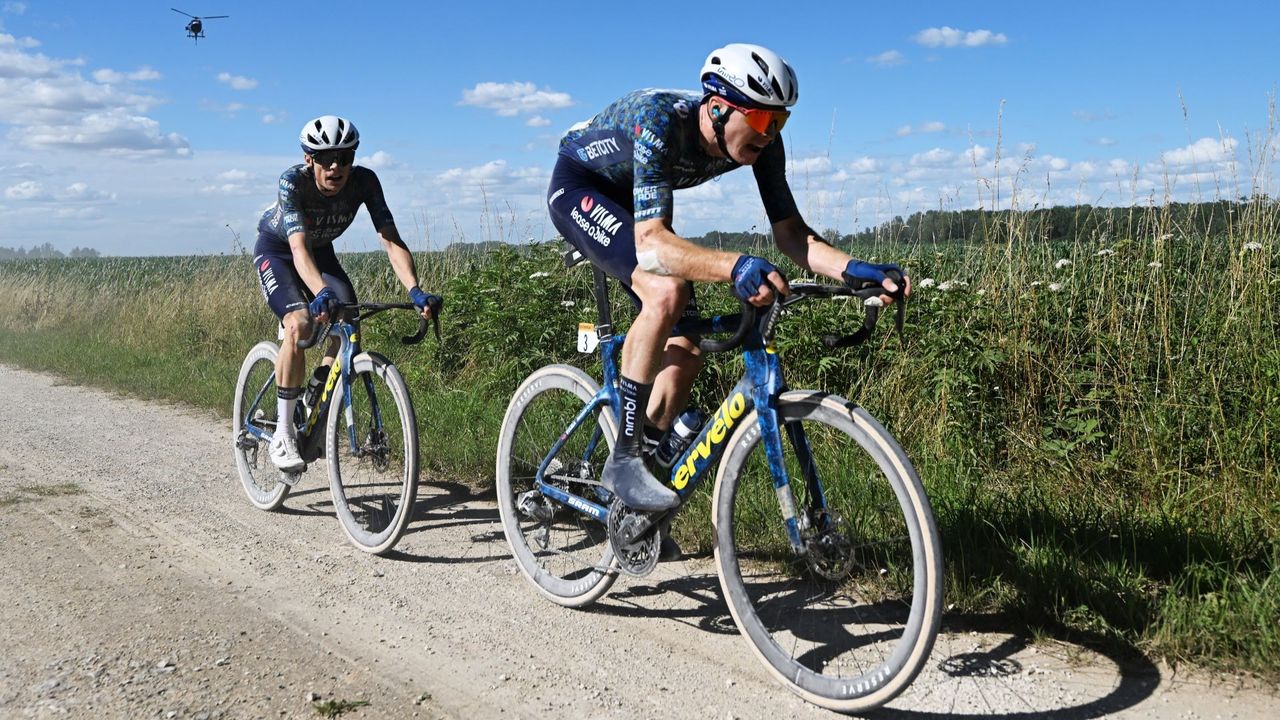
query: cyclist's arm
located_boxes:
[376,224,423,295]
[287,232,329,295]
[634,218,738,282]
[771,215,851,280]
[772,215,905,297]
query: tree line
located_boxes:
[0,243,100,260]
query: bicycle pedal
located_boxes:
[279,470,304,487]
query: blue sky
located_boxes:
[1,1,1277,256]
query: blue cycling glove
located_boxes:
[842,260,904,289]
[409,286,442,314]
[731,255,782,301]
[308,286,337,319]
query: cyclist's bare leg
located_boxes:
[605,271,690,511]
[275,309,311,389]
[647,336,702,430]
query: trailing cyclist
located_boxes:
[546,44,910,515]
[253,114,441,474]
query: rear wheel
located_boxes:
[232,341,289,511]
[713,391,942,713]
[496,364,618,608]
[325,352,418,555]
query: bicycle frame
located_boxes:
[240,320,385,464]
[534,321,826,556]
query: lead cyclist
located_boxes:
[546,44,910,526]
[252,115,441,475]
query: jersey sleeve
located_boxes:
[278,170,307,238]
[752,137,799,224]
[631,111,675,222]
[359,168,396,231]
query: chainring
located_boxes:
[607,499,659,577]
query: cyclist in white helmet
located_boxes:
[547,44,909,526]
[253,114,441,473]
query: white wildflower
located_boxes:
[1242,241,1263,252]
[1030,281,1043,288]
[918,278,937,289]
[1049,282,1064,292]
[1055,258,1073,270]
[1148,261,1162,269]
[529,271,551,279]
[1095,248,1116,257]
[863,296,885,308]
[938,280,968,292]
[560,300,575,307]
[976,288,987,296]
[1159,233,1173,241]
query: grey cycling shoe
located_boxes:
[601,454,680,512]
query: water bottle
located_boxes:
[302,365,327,410]
[654,408,704,468]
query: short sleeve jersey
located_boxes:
[558,89,798,224]
[256,165,395,250]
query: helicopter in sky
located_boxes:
[172,8,228,44]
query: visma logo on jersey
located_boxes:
[672,391,747,489]
[569,195,622,247]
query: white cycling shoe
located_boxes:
[268,434,306,474]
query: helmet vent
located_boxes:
[751,52,770,75]
[747,75,770,99]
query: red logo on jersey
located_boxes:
[581,196,595,213]
[259,259,270,271]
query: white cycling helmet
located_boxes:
[299,115,360,153]
[701,43,798,109]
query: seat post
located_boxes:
[592,266,613,342]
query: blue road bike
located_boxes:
[495,249,942,713]
[233,301,437,555]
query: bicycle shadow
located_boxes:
[590,567,1159,718]
[380,480,511,565]
[868,614,1160,719]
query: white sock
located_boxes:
[276,396,298,439]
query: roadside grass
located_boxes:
[0,483,85,507]
[0,206,1276,676]
[312,698,370,718]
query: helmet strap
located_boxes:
[708,101,740,166]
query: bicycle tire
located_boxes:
[713,390,943,713]
[232,341,290,511]
[496,364,619,608]
[325,351,419,555]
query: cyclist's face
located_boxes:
[307,152,352,195]
[711,100,782,165]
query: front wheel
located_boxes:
[232,341,289,511]
[325,352,418,555]
[713,391,943,713]
[495,364,618,608]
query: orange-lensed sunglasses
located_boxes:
[716,98,790,134]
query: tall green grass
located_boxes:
[1,202,1276,676]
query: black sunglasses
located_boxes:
[312,149,355,167]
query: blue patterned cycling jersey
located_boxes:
[256,164,395,250]
[558,89,798,224]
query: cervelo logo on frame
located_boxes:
[672,391,748,489]
[569,194,621,247]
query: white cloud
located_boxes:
[914,27,1008,48]
[525,115,551,127]
[897,121,946,137]
[459,81,573,116]
[848,157,880,174]
[1094,137,1116,147]
[2,2,27,14]
[60,182,114,201]
[261,112,286,125]
[217,169,250,182]
[216,72,258,90]
[5,179,46,199]
[790,156,833,175]
[867,50,905,67]
[92,67,161,84]
[359,150,397,170]
[1161,136,1237,166]
[910,148,956,167]
[0,34,189,157]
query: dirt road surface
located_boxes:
[0,365,1274,719]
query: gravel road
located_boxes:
[0,365,1273,719]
